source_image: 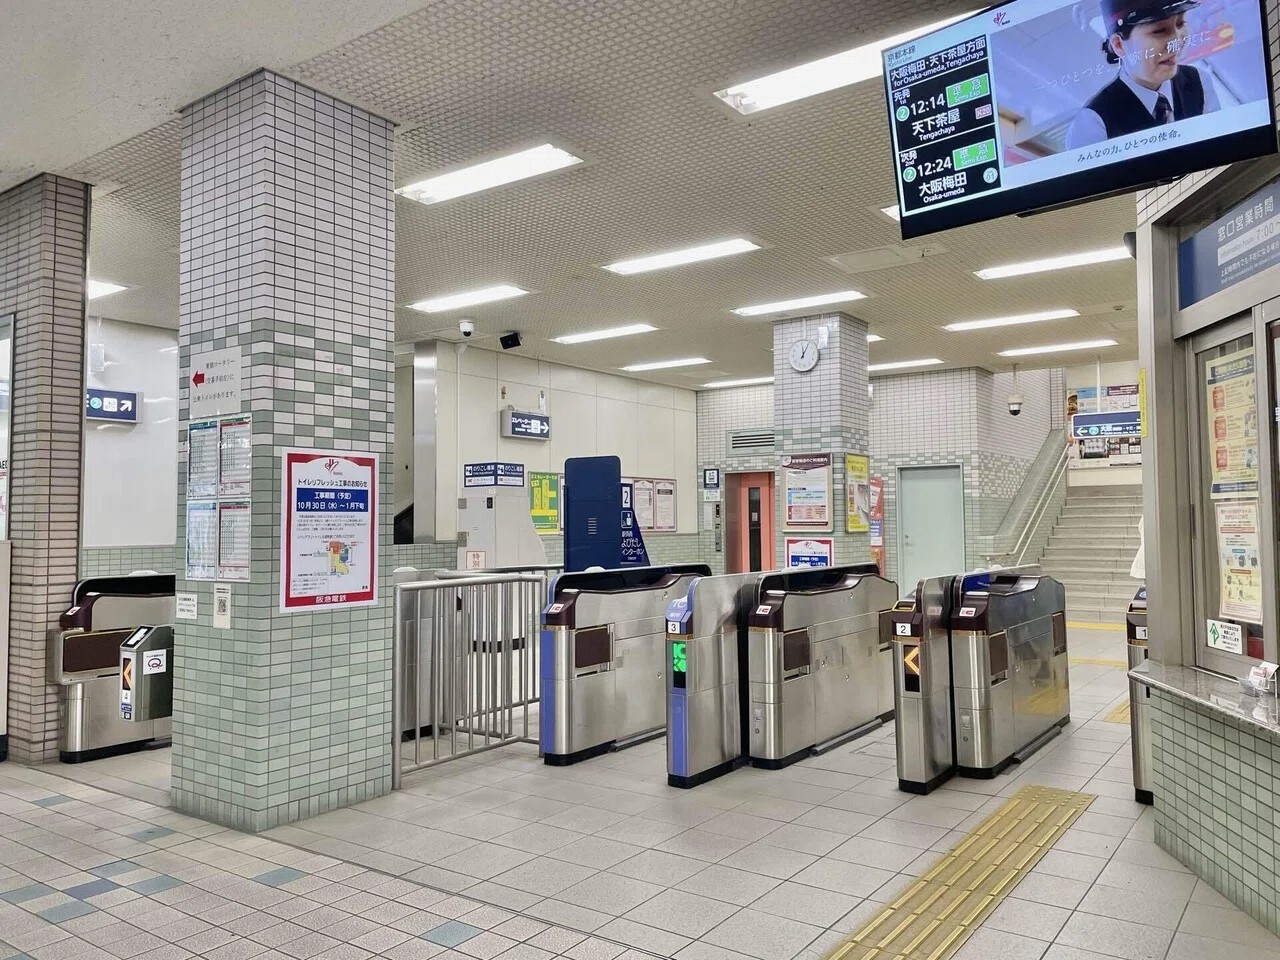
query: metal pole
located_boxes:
[392,584,404,790]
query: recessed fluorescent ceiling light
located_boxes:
[87,280,127,300]
[1000,339,1119,357]
[603,239,759,275]
[974,247,1131,280]
[944,308,1081,332]
[713,12,974,114]
[552,323,657,344]
[880,205,901,221]
[397,144,582,205]
[621,357,711,372]
[732,289,866,316]
[868,358,944,372]
[867,334,885,343]
[408,284,528,313]
[998,335,1121,355]
[702,376,775,388]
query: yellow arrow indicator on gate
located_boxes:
[122,658,133,691]
[904,645,921,676]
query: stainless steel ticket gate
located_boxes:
[889,567,1071,793]
[541,564,711,765]
[49,574,175,763]
[119,625,174,725]
[665,572,757,788]
[664,565,900,787]
[747,565,898,769]
[1126,587,1152,805]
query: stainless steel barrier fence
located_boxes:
[392,572,546,787]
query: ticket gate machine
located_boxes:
[665,572,757,788]
[50,574,175,762]
[541,564,711,765]
[747,565,898,768]
[119,625,175,724]
[890,568,1070,793]
[1126,588,1153,805]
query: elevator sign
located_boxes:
[501,410,551,440]
[85,388,140,423]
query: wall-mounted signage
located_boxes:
[782,453,833,530]
[188,346,243,419]
[85,388,140,423]
[1070,411,1141,439]
[845,454,870,534]
[464,462,526,488]
[703,468,720,490]
[785,537,834,569]
[1205,347,1258,500]
[280,449,378,612]
[1180,179,1280,309]
[529,472,560,533]
[501,410,551,440]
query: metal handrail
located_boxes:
[1011,444,1069,566]
[433,564,564,578]
[391,572,546,788]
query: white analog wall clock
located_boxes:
[789,338,820,373]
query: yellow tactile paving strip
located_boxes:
[824,786,1095,960]
[1069,657,1128,668]
[1104,701,1131,724]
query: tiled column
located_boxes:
[772,312,871,566]
[174,71,395,830]
[0,175,89,763]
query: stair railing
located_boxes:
[1009,443,1069,566]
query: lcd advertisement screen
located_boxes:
[883,0,1276,239]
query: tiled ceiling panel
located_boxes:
[70,0,1138,385]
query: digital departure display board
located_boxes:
[883,0,1276,239]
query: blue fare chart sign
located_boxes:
[1179,179,1280,309]
[463,462,526,487]
[1070,411,1141,439]
[85,388,140,423]
[502,410,551,440]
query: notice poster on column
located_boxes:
[1216,500,1263,623]
[217,501,252,582]
[185,500,218,581]
[869,476,885,573]
[529,472,560,534]
[1205,348,1259,499]
[633,479,655,529]
[218,415,253,498]
[187,420,220,500]
[786,537,834,569]
[782,453,832,530]
[654,480,677,532]
[280,449,378,612]
[845,454,870,534]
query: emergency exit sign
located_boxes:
[85,388,140,423]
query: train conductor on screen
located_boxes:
[1066,0,1221,149]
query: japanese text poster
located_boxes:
[529,472,560,533]
[1205,347,1259,499]
[1216,500,1263,623]
[783,453,832,529]
[280,449,378,612]
[845,454,870,534]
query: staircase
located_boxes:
[1040,484,1143,624]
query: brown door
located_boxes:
[726,472,776,573]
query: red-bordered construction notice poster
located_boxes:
[280,449,378,612]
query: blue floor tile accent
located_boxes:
[64,879,120,901]
[0,952,34,960]
[127,827,175,842]
[37,901,96,924]
[0,885,53,905]
[253,867,306,888]
[423,921,482,948]
[89,861,138,879]
[127,876,183,896]
[32,796,71,808]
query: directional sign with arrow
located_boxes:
[188,346,243,419]
[85,388,141,424]
[1070,411,1141,439]
[501,409,552,440]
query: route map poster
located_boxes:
[280,449,378,612]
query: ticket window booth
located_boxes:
[724,472,776,574]
[1145,163,1280,674]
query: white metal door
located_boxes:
[898,465,966,594]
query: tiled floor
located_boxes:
[8,625,1280,960]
